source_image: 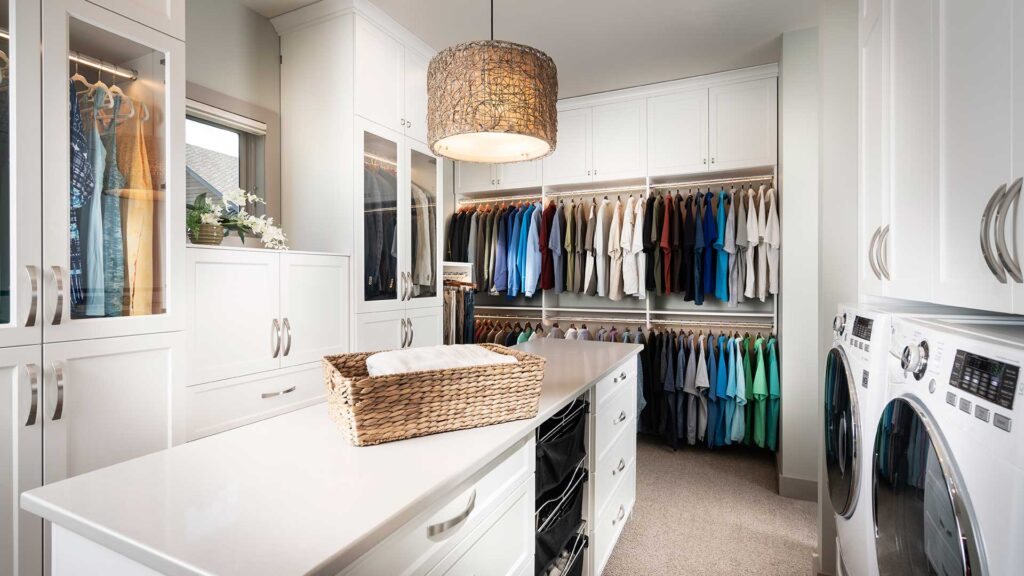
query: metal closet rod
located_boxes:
[545,315,773,330]
[476,314,542,321]
[0,29,137,80]
[546,184,648,198]
[458,193,542,206]
[364,152,397,166]
[650,174,775,190]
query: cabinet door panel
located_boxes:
[543,108,591,185]
[933,0,1014,312]
[42,332,184,485]
[859,6,888,297]
[404,48,430,144]
[356,119,405,313]
[496,160,542,190]
[0,345,43,576]
[187,248,280,384]
[407,306,442,348]
[355,309,405,352]
[456,162,495,194]
[708,78,777,171]
[355,16,403,133]
[86,0,185,40]
[43,0,185,342]
[280,253,350,367]
[591,100,646,181]
[648,89,708,177]
[406,141,443,309]
[886,0,937,301]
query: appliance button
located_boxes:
[946,391,957,406]
[975,405,991,423]
[864,344,871,353]
[959,398,972,413]
[994,413,1013,432]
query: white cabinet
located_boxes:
[455,160,543,194]
[354,16,430,143]
[859,0,890,298]
[86,0,185,40]
[647,89,709,176]
[42,331,185,485]
[543,108,593,185]
[708,78,777,171]
[407,306,443,348]
[187,247,351,385]
[543,102,647,185]
[355,310,406,352]
[0,346,43,576]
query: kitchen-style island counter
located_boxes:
[22,339,641,576]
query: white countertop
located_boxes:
[22,339,641,576]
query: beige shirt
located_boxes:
[764,187,781,295]
[632,197,647,300]
[756,184,769,302]
[620,196,638,296]
[744,187,759,298]
[608,198,625,301]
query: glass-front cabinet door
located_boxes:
[404,140,442,309]
[356,118,404,313]
[42,0,184,343]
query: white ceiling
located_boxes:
[241,0,818,98]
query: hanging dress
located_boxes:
[101,96,126,317]
[114,104,156,315]
[79,93,108,317]
[69,81,95,310]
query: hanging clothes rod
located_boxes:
[545,315,774,330]
[364,152,397,166]
[458,193,542,206]
[475,314,543,321]
[650,174,775,190]
[546,184,648,199]
[0,27,140,80]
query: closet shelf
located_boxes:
[545,307,646,315]
[476,305,543,311]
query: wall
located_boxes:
[184,0,282,222]
[778,27,820,508]
[816,0,860,574]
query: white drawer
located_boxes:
[595,359,637,409]
[594,458,636,576]
[595,379,637,459]
[427,476,534,576]
[342,437,535,576]
[183,363,325,440]
[595,416,637,514]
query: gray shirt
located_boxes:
[683,334,699,446]
[551,204,565,293]
[694,335,710,442]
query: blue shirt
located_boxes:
[516,204,535,293]
[717,334,730,446]
[714,190,730,302]
[702,192,717,299]
[524,204,543,297]
[493,208,509,292]
[507,207,523,297]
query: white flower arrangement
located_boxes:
[186,188,288,250]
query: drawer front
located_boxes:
[595,359,637,409]
[594,417,637,514]
[594,459,637,575]
[343,437,535,576]
[595,379,637,459]
[183,363,324,440]
[428,476,534,576]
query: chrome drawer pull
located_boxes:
[613,410,627,425]
[51,266,64,325]
[282,318,293,356]
[612,458,625,476]
[612,504,625,526]
[261,386,296,399]
[25,265,38,327]
[271,318,281,358]
[50,362,65,421]
[427,490,476,537]
[25,364,39,426]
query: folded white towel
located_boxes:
[365,344,518,377]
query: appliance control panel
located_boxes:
[950,350,1019,410]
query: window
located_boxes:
[185,99,267,215]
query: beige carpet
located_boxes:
[602,436,817,576]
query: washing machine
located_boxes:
[877,317,1024,575]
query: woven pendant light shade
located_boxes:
[428,40,558,163]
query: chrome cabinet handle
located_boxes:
[50,265,64,325]
[427,490,476,537]
[25,364,39,426]
[612,504,625,526]
[867,226,882,280]
[613,410,626,425]
[406,272,413,300]
[612,458,625,476]
[271,318,281,358]
[50,362,64,421]
[981,183,1009,283]
[878,225,891,281]
[400,318,408,348]
[409,318,415,347]
[25,265,38,327]
[282,318,293,356]
[261,385,296,399]
[995,177,1023,283]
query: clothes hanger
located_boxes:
[106,67,135,119]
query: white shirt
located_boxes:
[744,187,759,299]
[724,188,738,307]
[756,185,769,301]
[608,199,625,301]
[765,187,780,295]
[594,198,612,297]
[632,197,647,300]
[583,202,597,295]
[620,196,637,296]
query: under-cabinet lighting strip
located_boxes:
[0,27,139,80]
[457,193,543,206]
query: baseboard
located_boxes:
[778,473,817,501]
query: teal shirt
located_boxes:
[766,338,781,451]
[714,189,730,301]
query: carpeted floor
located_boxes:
[602,436,817,576]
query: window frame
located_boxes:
[185,98,268,214]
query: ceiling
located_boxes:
[241,0,818,98]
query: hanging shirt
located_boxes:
[576,327,592,341]
[693,197,706,305]
[506,206,522,297]
[743,337,756,446]
[683,334,699,446]
[539,202,557,290]
[714,190,730,302]
[733,190,748,305]
[475,208,487,289]
[583,201,598,295]
[671,193,684,293]
[575,201,587,293]
[694,335,710,442]
[702,192,717,300]
[608,198,625,300]
[563,327,578,340]
[724,336,737,445]
[675,333,688,442]
[524,203,543,297]
[550,203,564,293]
[79,94,108,317]
[756,185,769,302]
[715,334,729,447]
[634,331,648,417]
[68,82,94,310]
[752,336,768,448]
[516,325,533,344]
[767,337,781,451]
[660,195,674,293]
[517,204,535,294]
[116,98,157,315]
[731,337,748,443]
[632,197,647,300]
[620,196,637,296]
[493,208,509,294]
[765,188,781,296]
[745,188,760,298]
[723,189,738,307]
[643,196,657,292]
[100,95,127,317]
[594,198,611,297]
[563,202,575,293]
[705,334,717,448]
[467,211,479,278]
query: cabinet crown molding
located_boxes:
[271,0,435,58]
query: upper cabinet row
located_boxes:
[455,76,778,194]
[859,0,1024,315]
[354,16,430,144]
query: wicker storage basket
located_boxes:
[322,344,545,446]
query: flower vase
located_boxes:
[191,223,225,246]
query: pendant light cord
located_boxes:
[490,0,494,41]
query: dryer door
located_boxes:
[873,397,984,576]
[825,345,860,518]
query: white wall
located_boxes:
[779,27,820,506]
[816,0,860,573]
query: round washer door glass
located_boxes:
[873,397,981,576]
[824,346,859,517]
